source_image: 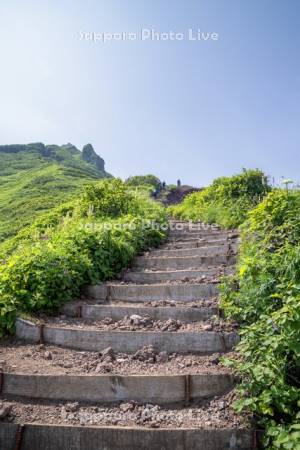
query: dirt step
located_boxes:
[0,390,249,431]
[84,283,219,302]
[62,302,219,322]
[29,316,234,334]
[0,340,233,376]
[148,244,238,258]
[169,231,236,239]
[1,371,235,404]
[160,238,238,250]
[16,318,239,354]
[168,237,230,244]
[134,255,236,271]
[124,268,232,283]
[168,234,238,243]
[168,222,223,230]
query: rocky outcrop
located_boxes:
[82,143,105,171]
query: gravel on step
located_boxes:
[74,299,219,308]
[0,339,237,376]
[132,264,231,273]
[0,390,250,429]
[142,299,219,307]
[35,315,238,333]
[105,276,221,285]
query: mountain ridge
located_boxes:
[0,142,110,242]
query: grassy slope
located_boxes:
[0,144,109,242]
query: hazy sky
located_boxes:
[0,0,299,186]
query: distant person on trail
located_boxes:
[177,179,181,187]
[151,187,158,198]
[162,181,166,189]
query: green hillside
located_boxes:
[0,142,110,242]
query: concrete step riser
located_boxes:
[124,268,232,283]
[168,237,233,244]
[150,244,238,258]
[169,231,235,238]
[85,284,219,302]
[0,424,253,450]
[134,255,236,271]
[16,319,239,354]
[161,239,237,249]
[168,223,222,231]
[63,303,218,322]
[2,372,234,404]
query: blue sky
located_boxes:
[0,0,299,186]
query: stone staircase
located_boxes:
[0,221,255,450]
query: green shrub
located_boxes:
[221,190,300,449]
[125,174,161,189]
[168,169,271,228]
[79,178,133,218]
[0,180,167,336]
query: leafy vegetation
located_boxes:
[0,142,110,242]
[0,179,167,336]
[169,170,299,448]
[168,169,271,228]
[221,189,300,449]
[125,174,161,189]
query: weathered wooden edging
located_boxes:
[169,231,234,239]
[124,267,233,283]
[0,423,254,450]
[15,318,239,354]
[62,303,219,322]
[162,238,232,253]
[84,283,219,302]
[134,255,236,270]
[1,372,235,404]
[149,243,238,258]
[160,238,234,249]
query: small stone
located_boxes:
[141,408,151,421]
[44,351,53,360]
[150,421,160,428]
[101,347,114,358]
[103,317,114,325]
[119,402,134,413]
[202,324,213,331]
[156,351,168,363]
[65,402,79,412]
[63,363,73,369]
[0,403,12,419]
[60,406,68,420]
[132,345,156,362]
[116,358,126,363]
[96,363,111,373]
[218,401,226,410]
[130,314,143,325]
